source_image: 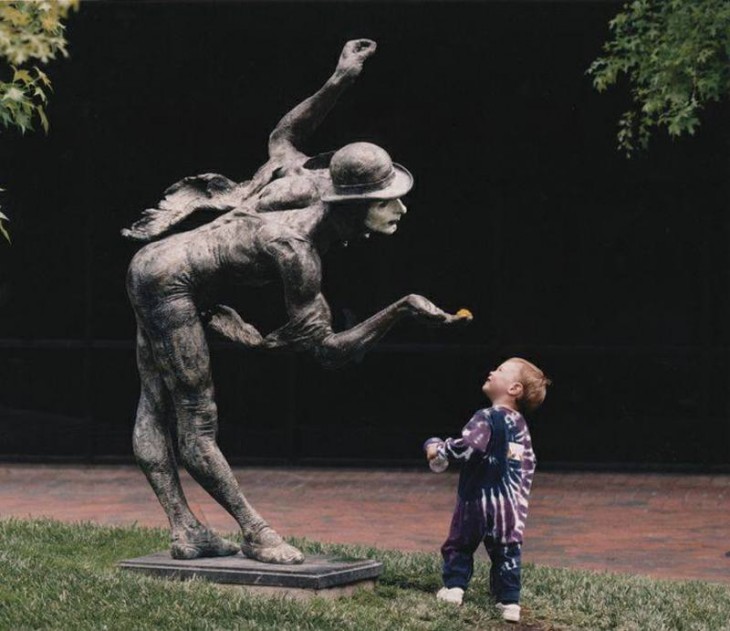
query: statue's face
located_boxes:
[364,199,407,235]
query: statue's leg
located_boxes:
[133,326,239,560]
[146,302,304,565]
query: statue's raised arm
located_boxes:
[267,39,377,162]
[122,40,377,242]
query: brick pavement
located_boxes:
[0,464,728,584]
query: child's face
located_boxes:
[481,360,523,401]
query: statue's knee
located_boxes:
[176,399,218,437]
[177,437,198,470]
[133,430,166,469]
[174,398,219,469]
[177,432,217,470]
[132,420,151,455]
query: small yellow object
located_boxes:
[456,308,473,320]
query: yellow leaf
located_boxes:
[40,14,57,32]
[1,7,29,27]
[34,67,51,88]
[13,68,33,84]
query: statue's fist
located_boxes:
[336,39,377,79]
[204,305,264,348]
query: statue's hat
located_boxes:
[321,142,413,203]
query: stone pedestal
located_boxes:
[119,552,382,600]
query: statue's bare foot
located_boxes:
[170,526,240,560]
[240,525,304,565]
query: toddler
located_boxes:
[424,357,550,623]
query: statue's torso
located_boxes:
[129,198,324,303]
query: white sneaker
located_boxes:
[496,603,521,622]
[436,586,464,605]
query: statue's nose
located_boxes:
[397,199,407,214]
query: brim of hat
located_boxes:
[321,163,414,203]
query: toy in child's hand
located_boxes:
[423,437,442,457]
[429,454,449,473]
[423,437,449,473]
[455,308,473,321]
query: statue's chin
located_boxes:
[364,222,398,236]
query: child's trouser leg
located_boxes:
[484,539,522,604]
[441,500,486,590]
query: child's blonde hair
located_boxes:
[508,357,551,413]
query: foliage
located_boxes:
[0,0,79,242]
[0,191,8,244]
[0,0,77,133]
[588,0,730,156]
[1,518,730,631]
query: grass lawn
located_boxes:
[0,519,728,631]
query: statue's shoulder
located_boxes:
[255,152,333,213]
[121,152,334,244]
[302,151,335,171]
[256,222,308,246]
[256,175,319,213]
[255,219,319,265]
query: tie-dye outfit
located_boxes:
[438,405,536,603]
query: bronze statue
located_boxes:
[123,39,471,565]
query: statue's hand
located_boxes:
[204,305,264,348]
[402,294,471,327]
[336,39,377,80]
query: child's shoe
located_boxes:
[436,586,464,605]
[495,602,520,622]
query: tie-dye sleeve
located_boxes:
[442,410,493,461]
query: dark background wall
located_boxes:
[0,1,728,468]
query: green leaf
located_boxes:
[33,86,47,103]
[0,219,11,244]
[589,0,730,155]
[37,105,49,133]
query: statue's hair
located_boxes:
[507,357,551,413]
[326,199,372,231]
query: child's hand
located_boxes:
[423,437,444,460]
[424,438,449,473]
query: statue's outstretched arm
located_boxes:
[312,294,452,369]
[267,39,377,161]
[261,237,469,368]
